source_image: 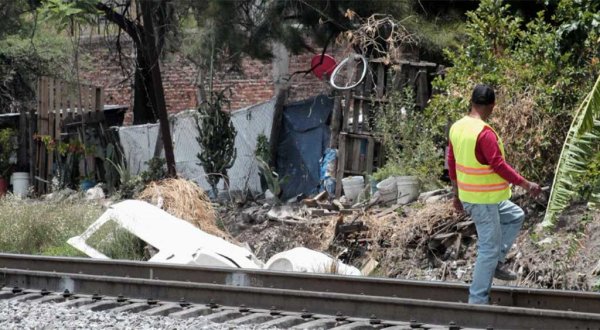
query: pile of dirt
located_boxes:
[221,203,338,260]
[513,204,600,290]
[223,195,600,291]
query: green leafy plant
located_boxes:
[35,134,96,189]
[195,89,237,197]
[0,128,16,179]
[256,157,283,198]
[426,0,600,185]
[140,157,167,183]
[255,134,271,165]
[543,75,600,228]
[373,88,443,190]
[105,155,144,199]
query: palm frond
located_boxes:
[542,75,600,228]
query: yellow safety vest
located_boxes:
[449,116,511,204]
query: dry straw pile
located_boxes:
[138,178,232,241]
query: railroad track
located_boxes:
[1,253,600,329]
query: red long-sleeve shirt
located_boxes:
[447,126,524,185]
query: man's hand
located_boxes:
[519,180,542,197]
[450,180,463,213]
[453,196,464,213]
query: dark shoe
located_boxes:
[494,263,517,281]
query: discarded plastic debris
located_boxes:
[342,176,364,203]
[68,200,362,275]
[67,200,263,269]
[264,247,361,275]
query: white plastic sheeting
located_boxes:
[67,200,263,268]
[118,99,276,193]
[68,200,362,275]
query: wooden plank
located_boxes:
[351,98,360,133]
[80,84,89,122]
[55,81,63,139]
[335,133,347,198]
[17,107,28,169]
[76,82,82,117]
[47,78,55,178]
[88,85,94,114]
[39,77,50,193]
[351,137,361,173]
[66,83,74,124]
[35,79,41,193]
[366,136,375,175]
[341,90,351,132]
[48,78,55,119]
[416,69,429,110]
[351,94,389,103]
[28,110,36,193]
[329,95,342,149]
[362,98,371,132]
[95,87,103,112]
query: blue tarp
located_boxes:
[276,95,333,199]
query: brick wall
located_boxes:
[79,40,348,124]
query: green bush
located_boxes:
[374,88,444,190]
[426,0,600,184]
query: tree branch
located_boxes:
[95,2,142,45]
[287,31,336,80]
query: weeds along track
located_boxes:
[1,253,600,329]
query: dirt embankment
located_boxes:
[221,197,600,291]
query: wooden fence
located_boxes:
[34,77,104,193]
[332,60,442,197]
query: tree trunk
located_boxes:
[139,0,176,177]
[132,50,157,125]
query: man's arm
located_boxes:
[447,142,464,212]
[478,129,541,196]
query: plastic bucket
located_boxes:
[396,176,420,204]
[342,176,364,202]
[376,177,398,204]
[10,172,29,198]
[265,247,361,275]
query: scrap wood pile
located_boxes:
[220,188,480,277]
[364,202,477,278]
[253,189,480,278]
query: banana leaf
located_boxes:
[542,75,600,228]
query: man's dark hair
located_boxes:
[471,84,495,105]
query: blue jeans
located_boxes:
[463,200,524,304]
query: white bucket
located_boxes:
[265,247,361,275]
[376,177,399,204]
[342,176,364,202]
[396,176,420,204]
[10,172,29,198]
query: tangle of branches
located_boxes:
[337,13,418,64]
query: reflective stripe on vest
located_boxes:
[449,116,511,204]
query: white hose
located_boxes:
[329,54,368,90]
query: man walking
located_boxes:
[447,84,541,304]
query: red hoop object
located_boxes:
[311,54,337,80]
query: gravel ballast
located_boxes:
[0,300,274,329]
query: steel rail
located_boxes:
[1,268,600,330]
[1,253,599,314]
